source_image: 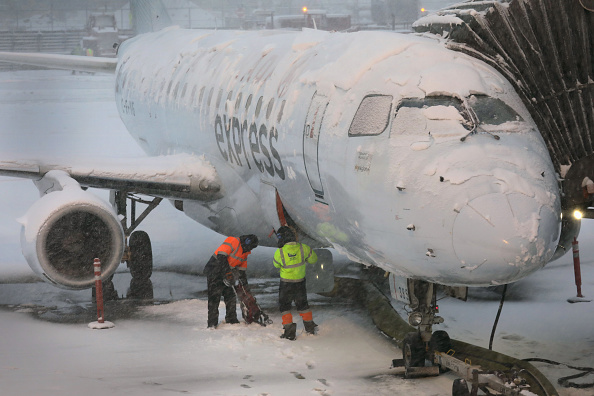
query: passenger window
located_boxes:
[245,94,253,111]
[207,87,214,107]
[348,95,393,137]
[172,81,180,99]
[225,91,233,111]
[189,86,197,106]
[235,92,243,111]
[159,80,166,97]
[215,89,223,109]
[121,71,128,90]
[266,98,275,120]
[197,86,205,107]
[277,100,286,123]
[255,96,263,118]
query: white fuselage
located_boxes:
[115,27,561,287]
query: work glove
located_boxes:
[238,271,248,287]
[223,271,235,287]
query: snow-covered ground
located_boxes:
[0,70,593,396]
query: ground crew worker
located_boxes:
[204,234,259,328]
[273,226,318,340]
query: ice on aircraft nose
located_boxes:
[452,192,559,284]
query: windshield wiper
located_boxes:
[460,101,500,142]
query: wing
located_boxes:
[0,52,117,74]
[0,154,222,201]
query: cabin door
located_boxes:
[303,92,328,202]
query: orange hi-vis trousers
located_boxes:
[282,311,313,325]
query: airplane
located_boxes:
[0,0,588,374]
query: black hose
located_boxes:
[489,284,507,350]
[523,358,594,389]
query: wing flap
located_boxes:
[0,52,117,74]
[0,154,222,202]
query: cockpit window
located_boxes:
[348,94,393,137]
[467,95,523,126]
[392,96,468,136]
[391,95,525,137]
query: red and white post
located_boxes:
[568,238,591,303]
[88,258,115,329]
[94,258,105,323]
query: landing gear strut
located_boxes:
[392,279,550,395]
[110,191,161,299]
[398,279,446,377]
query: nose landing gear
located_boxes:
[389,278,555,395]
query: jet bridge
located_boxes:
[414,0,594,227]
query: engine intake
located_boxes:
[20,188,124,289]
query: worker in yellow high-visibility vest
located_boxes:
[273,226,318,340]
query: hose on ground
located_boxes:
[523,358,594,389]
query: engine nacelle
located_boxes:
[19,185,124,289]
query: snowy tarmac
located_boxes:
[0,272,458,396]
[1,69,593,396]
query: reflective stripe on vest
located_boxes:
[277,244,307,282]
[214,237,248,268]
[279,245,306,269]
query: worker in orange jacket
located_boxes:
[204,234,258,328]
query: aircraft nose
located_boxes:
[452,192,559,284]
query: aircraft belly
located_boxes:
[180,165,278,247]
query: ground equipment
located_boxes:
[232,281,272,326]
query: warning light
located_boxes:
[574,210,583,219]
[302,6,308,13]
[421,7,426,12]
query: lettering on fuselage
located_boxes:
[354,152,372,173]
[121,99,135,116]
[214,114,285,180]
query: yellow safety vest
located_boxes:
[273,242,317,281]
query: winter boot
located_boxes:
[280,323,297,340]
[303,320,318,335]
[225,312,240,324]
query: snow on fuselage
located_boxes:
[115,27,561,286]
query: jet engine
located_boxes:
[19,173,124,289]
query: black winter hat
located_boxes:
[276,226,296,248]
[240,234,259,252]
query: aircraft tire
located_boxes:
[430,330,452,373]
[127,278,154,299]
[403,332,425,368]
[128,230,153,281]
[452,378,470,396]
